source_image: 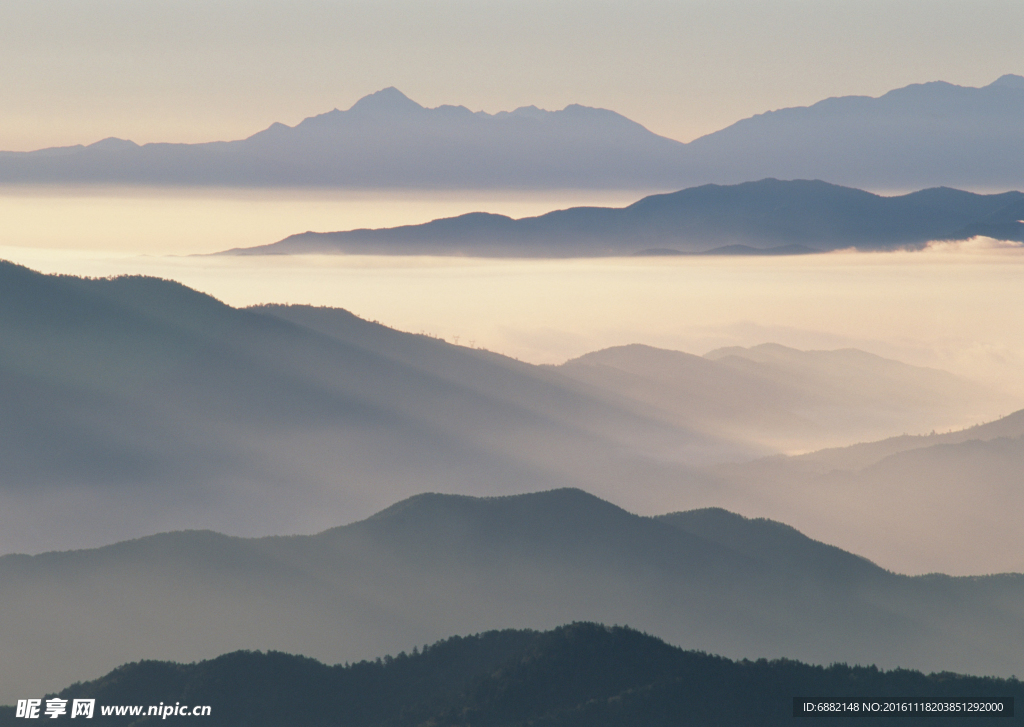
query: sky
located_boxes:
[1,0,1022,151]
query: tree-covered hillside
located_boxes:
[2,624,1017,726]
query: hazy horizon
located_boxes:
[1,2,1021,152]
[0,186,657,254]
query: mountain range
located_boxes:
[0,260,1010,556]
[220,179,1024,256]
[2,623,1018,726]
[3,489,1024,708]
[2,76,1023,190]
[4,262,1024,706]
[0,259,727,553]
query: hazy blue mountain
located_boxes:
[684,74,1024,190]
[704,408,1024,575]
[0,259,754,555]
[0,87,688,189]
[789,408,1024,473]
[554,343,1009,453]
[223,179,1024,257]
[2,77,1023,189]
[2,623,1018,727]
[2,489,1023,707]
[1,260,1011,560]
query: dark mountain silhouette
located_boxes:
[2,489,1023,706]
[2,76,1023,190]
[223,180,1024,257]
[1,623,1018,726]
[950,198,1024,242]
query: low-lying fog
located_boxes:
[4,189,1024,577]
[5,236,1024,400]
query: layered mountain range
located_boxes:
[3,262,1024,705]
[2,75,1023,190]
[3,489,1024,708]
[6,72,1024,722]
[0,260,1011,556]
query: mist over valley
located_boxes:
[2,66,1024,721]
[1,259,1018,572]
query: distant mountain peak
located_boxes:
[990,73,1024,90]
[86,137,138,150]
[505,104,547,119]
[355,487,620,530]
[347,86,424,114]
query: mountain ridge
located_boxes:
[706,410,1024,575]
[2,487,1024,706]
[3,75,1024,189]
[1,259,1014,565]
[552,340,1010,454]
[220,179,1024,257]
[1,258,750,554]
